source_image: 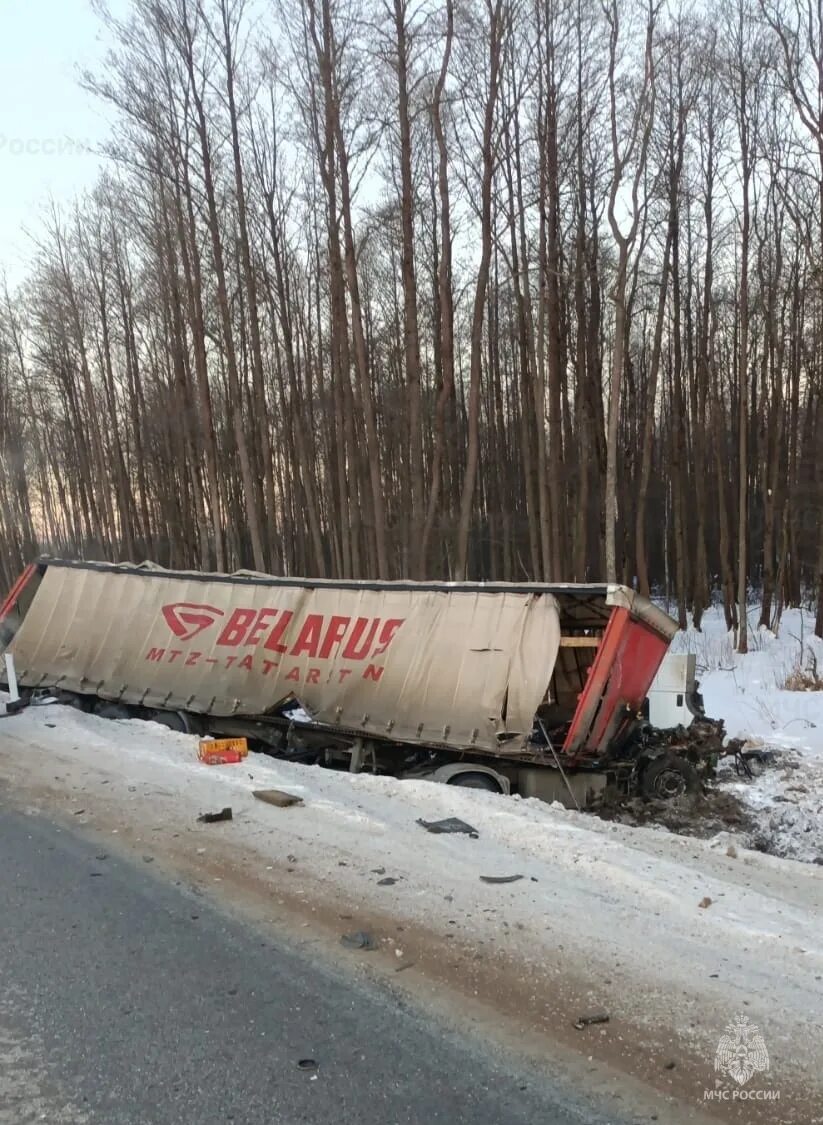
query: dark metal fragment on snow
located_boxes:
[416,817,479,838]
[197,807,233,823]
[340,931,377,951]
[573,1012,610,1030]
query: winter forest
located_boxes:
[0,0,821,647]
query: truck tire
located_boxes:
[56,690,92,712]
[148,709,191,734]
[448,771,503,793]
[640,754,699,800]
[94,702,133,721]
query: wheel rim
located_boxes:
[651,767,688,799]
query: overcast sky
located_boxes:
[0,0,117,286]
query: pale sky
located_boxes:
[0,0,118,286]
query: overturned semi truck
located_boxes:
[0,558,732,807]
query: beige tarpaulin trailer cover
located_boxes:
[8,563,562,754]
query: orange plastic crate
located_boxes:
[198,737,249,765]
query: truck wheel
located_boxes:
[640,754,699,800]
[448,771,502,793]
[148,709,191,734]
[56,691,92,712]
[94,702,133,721]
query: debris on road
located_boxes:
[197,807,233,823]
[198,737,248,765]
[340,931,376,951]
[698,896,712,909]
[296,1059,317,1071]
[253,789,303,808]
[573,1012,610,1030]
[377,877,397,886]
[416,816,479,838]
[479,874,524,884]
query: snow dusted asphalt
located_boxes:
[0,692,821,1121]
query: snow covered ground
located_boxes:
[670,603,823,863]
[0,691,822,1120]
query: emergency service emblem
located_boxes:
[714,1015,769,1086]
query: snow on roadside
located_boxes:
[1,695,823,1090]
[670,603,823,863]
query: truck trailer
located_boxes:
[0,558,731,807]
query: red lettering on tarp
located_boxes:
[291,614,323,658]
[142,647,396,690]
[264,610,293,653]
[246,608,278,647]
[343,618,380,660]
[319,616,350,658]
[373,619,404,656]
[217,608,257,646]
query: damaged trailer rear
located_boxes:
[0,558,730,805]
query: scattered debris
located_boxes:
[143,856,154,864]
[89,872,104,878]
[198,737,248,765]
[197,807,233,824]
[480,874,524,884]
[573,1012,610,1030]
[377,877,397,886]
[664,1060,677,1070]
[371,867,386,875]
[73,809,86,816]
[416,816,479,839]
[395,962,415,973]
[296,1059,317,1071]
[253,789,303,808]
[698,896,712,909]
[0,698,27,717]
[596,788,753,840]
[340,931,376,951]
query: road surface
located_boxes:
[0,804,623,1125]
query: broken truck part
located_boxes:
[0,558,731,806]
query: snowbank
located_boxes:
[671,603,823,862]
[0,696,822,1108]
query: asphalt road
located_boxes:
[0,805,625,1125]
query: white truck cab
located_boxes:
[646,653,702,730]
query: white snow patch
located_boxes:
[1,695,823,1085]
[670,603,823,862]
